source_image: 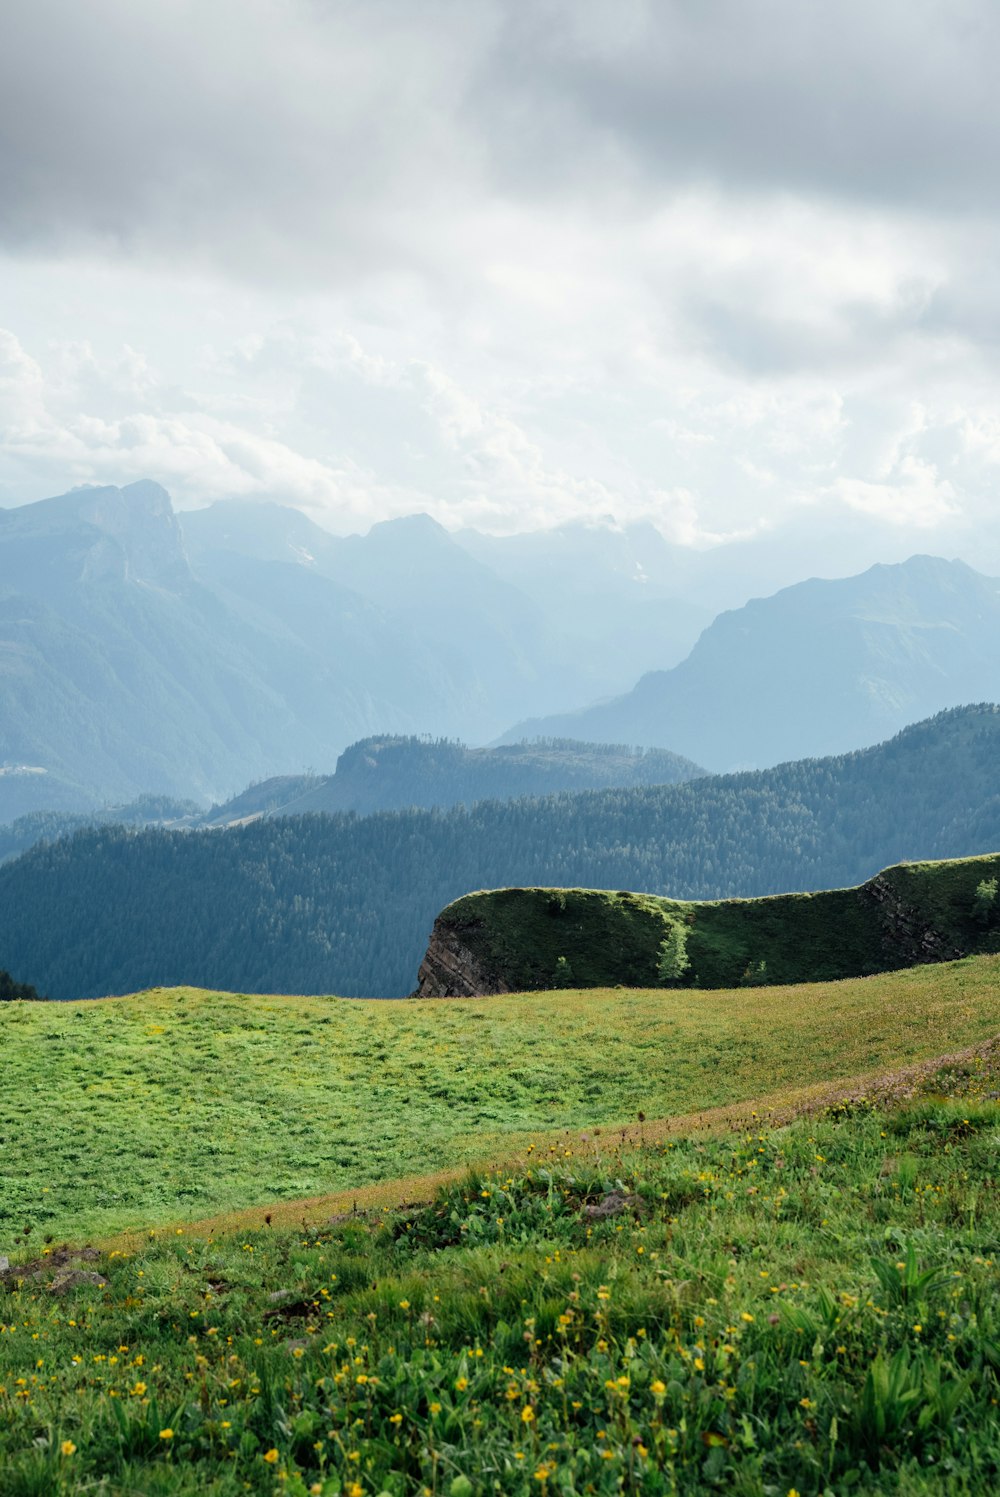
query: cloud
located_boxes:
[2,0,999,413]
[833,455,959,529]
[0,324,629,532]
[475,1,1000,211]
[4,1,1000,287]
[4,2,1000,570]
[0,329,46,433]
[0,327,382,521]
[0,0,488,284]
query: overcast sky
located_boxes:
[3,0,1000,574]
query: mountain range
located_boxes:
[0,481,433,811]
[506,554,1000,770]
[0,484,709,818]
[3,480,1000,818]
[0,737,704,861]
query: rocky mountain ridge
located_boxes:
[503,555,1000,770]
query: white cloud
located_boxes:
[0,323,626,532]
[4,2,1000,569]
[833,455,959,529]
[2,298,999,565]
[0,330,46,434]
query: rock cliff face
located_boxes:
[861,873,964,965]
[414,920,511,999]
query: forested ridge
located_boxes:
[209,735,706,821]
[0,739,701,865]
[2,704,999,1000]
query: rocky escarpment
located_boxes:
[861,873,965,966]
[414,920,511,999]
[412,854,1000,999]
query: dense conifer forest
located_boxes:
[0,968,45,1001]
[2,705,998,1000]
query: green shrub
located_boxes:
[973,876,998,924]
[656,919,690,985]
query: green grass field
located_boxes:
[1,1051,998,1495]
[4,953,1000,1245]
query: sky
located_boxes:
[3,0,1000,576]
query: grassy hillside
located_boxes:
[1,1049,998,1494]
[4,954,1000,1246]
[427,851,1000,994]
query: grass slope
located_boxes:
[4,954,1000,1245]
[433,851,1000,993]
[1,1052,998,1494]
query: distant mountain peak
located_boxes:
[367,512,448,540]
[80,483,189,587]
[120,479,173,508]
[180,497,338,571]
[499,554,1000,770]
[0,480,191,590]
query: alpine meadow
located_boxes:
[5,4,1000,1495]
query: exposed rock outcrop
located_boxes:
[862,873,964,966]
[415,920,510,999]
[583,1190,644,1221]
[0,1245,107,1295]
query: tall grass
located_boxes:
[1,1064,998,1493]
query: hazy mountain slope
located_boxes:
[502,556,1000,769]
[0,483,321,803]
[204,736,706,822]
[1,484,569,811]
[0,794,200,865]
[0,763,95,823]
[184,503,596,731]
[188,551,474,737]
[457,519,714,681]
[3,704,998,1001]
[201,775,324,826]
[179,498,345,572]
